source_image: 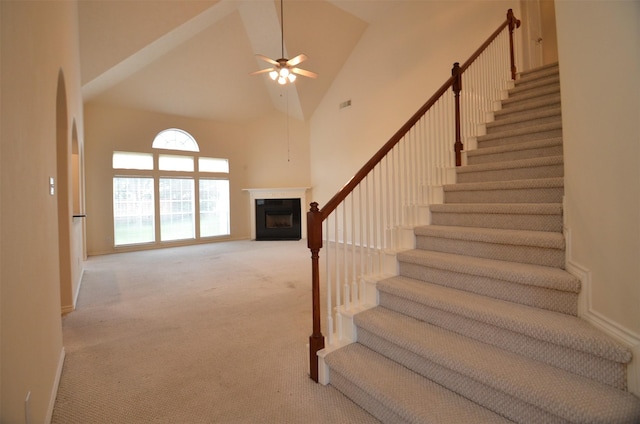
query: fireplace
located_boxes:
[243,187,309,240]
[255,198,301,240]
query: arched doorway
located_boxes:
[56,69,74,314]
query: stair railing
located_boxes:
[307,9,521,382]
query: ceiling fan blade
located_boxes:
[287,54,307,67]
[291,67,318,79]
[249,68,275,76]
[255,54,279,66]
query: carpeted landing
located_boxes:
[323,63,640,423]
[52,240,381,424]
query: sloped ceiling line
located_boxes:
[80,0,371,123]
[82,0,238,100]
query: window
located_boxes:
[152,128,199,152]
[112,129,230,247]
[160,178,195,241]
[113,152,153,170]
[199,157,229,173]
[200,179,230,237]
[159,154,194,172]
[113,177,155,245]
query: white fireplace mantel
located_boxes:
[242,187,310,240]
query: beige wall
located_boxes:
[1,1,85,423]
[555,1,640,336]
[84,103,310,255]
[308,1,519,207]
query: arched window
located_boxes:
[152,128,199,152]
[112,128,230,247]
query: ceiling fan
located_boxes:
[250,0,318,85]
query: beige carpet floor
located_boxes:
[52,240,379,424]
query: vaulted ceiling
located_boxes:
[79,0,394,123]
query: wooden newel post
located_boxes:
[507,8,521,80]
[452,62,463,167]
[307,202,325,382]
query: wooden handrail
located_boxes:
[307,9,520,382]
[319,75,457,221]
[459,9,521,74]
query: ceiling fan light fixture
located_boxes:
[250,0,317,85]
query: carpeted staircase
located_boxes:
[324,63,640,423]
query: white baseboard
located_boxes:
[46,347,66,424]
[565,227,640,397]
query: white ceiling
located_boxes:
[79,0,394,123]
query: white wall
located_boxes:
[555,1,640,336]
[1,1,85,422]
[309,1,519,207]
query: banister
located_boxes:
[307,9,520,382]
[318,9,519,221]
[459,9,521,74]
[320,75,457,220]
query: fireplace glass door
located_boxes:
[255,198,301,240]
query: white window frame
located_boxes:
[112,129,230,248]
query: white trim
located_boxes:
[73,267,84,309]
[46,347,66,424]
[565,226,640,396]
[60,304,74,315]
[61,268,83,315]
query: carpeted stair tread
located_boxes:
[430,203,563,232]
[377,276,631,364]
[414,224,565,250]
[397,249,580,293]
[494,94,561,119]
[517,62,559,82]
[397,253,578,315]
[444,177,564,193]
[414,225,566,267]
[490,105,561,125]
[324,343,514,424]
[485,107,561,132]
[467,139,563,166]
[501,85,561,107]
[430,202,562,215]
[469,137,562,159]
[457,155,563,174]
[477,121,562,144]
[510,74,560,96]
[443,179,564,203]
[354,307,640,423]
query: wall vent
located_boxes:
[339,99,352,109]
